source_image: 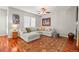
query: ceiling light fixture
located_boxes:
[38,8,51,15]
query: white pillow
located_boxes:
[19,28,27,35]
[45,28,52,31]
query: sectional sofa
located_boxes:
[19,31,40,42]
[19,27,58,42]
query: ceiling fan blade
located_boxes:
[37,11,41,12]
[38,13,40,14]
[46,12,51,13]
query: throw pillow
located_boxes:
[26,28,32,33]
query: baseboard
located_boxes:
[60,34,67,38]
[0,34,8,36]
[60,34,77,40]
[8,35,12,38]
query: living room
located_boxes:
[7,6,78,52]
[0,6,78,52]
[0,0,79,59]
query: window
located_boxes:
[24,16,36,27]
[30,17,36,27]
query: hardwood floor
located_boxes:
[0,35,8,52]
[8,36,78,52]
[64,39,78,52]
[0,35,78,52]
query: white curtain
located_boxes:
[30,17,36,27]
[24,16,36,27]
[24,16,31,27]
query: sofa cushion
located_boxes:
[20,32,40,42]
[26,28,32,33]
[30,27,37,31]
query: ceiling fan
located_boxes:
[37,8,51,15]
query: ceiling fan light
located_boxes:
[38,7,50,15]
[40,11,43,14]
[43,12,46,15]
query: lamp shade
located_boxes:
[12,24,18,31]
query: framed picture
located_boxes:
[42,18,51,26]
[12,14,20,24]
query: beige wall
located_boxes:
[0,9,7,35]
[41,6,76,37]
[8,7,41,38]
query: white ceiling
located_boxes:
[0,6,8,10]
[12,6,55,15]
[0,6,74,15]
[12,6,73,15]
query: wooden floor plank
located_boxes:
[0,35,78,52]
[0,35,8,52]
[8,36,78,52]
